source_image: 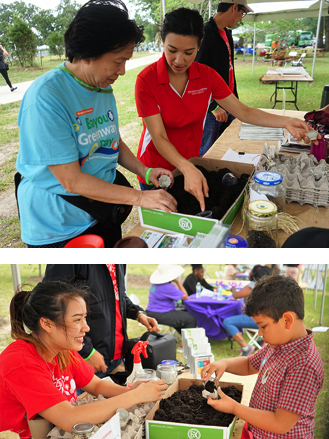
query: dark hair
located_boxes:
[160,8,204,46]
[217,2,245,13]
[191,264,203,271]
[249,265,272,282]
[245,275,304,322]
[10,281,90,370]
[65,0,145,62]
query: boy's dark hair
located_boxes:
[161,8,205,46]
[245,275,304,322]
[249,265,272,282]
[65,0,144,62]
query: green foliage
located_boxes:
[7,16,37,67]
[47,32,65,58]
[54,0,81,35]
[33,9,56,44]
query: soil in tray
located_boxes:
[167,166,250,221]
[153,382,242,427]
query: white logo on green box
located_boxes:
[179,218,193,231]
[188,429,201,439]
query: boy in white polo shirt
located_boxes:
[201,275,324,439]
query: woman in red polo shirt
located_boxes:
[135,7,317,212]
[0,281,167,437]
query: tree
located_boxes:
[48,32,65,58]
[7,16,37,67]
[54,0,82,34]
[34,9,56,44]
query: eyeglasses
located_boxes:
[237,5,248,18]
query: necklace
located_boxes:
[39,352,55,381]
[56,65,114,93]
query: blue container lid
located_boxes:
[160,360,178,366]
[254,171,283,186]
[225,235,248,248]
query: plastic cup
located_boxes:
[64,234,105,248]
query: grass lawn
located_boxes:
[0,54,328,247]
[0,264,328,438]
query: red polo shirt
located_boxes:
[135,53,231,182]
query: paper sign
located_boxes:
[92,413,121,439]
[221,148,261,166]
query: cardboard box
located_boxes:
[145,378,244,439]
[138,157,254,237]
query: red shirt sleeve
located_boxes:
[209,67,232,101]
[135,70,161,118]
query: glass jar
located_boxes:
[251,171,286,213]
[246,200,278,248]
[72,423,95,439]
[132,369,158,384]
[156,364,177,385]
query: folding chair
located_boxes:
[291,53,306,67]
[244,328,263,350]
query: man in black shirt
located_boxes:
[183,264,214,296]
[196,0,253,156]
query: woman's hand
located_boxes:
[182,163,209,212]
[138,189,177,213]
[284,118,320,143]
[201,360,227,383]
[213,107,228,123]
[207,386,236,414]
[133,380,168,402]
[148,168,174,188]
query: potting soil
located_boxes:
[167,166,250,220]
[153,382,242,427]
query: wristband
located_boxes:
[211,105,219,113]
[84,348,95,361]
[145,168,154,186]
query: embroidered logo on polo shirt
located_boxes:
[188,87,208,95]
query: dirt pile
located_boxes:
[154,382,242,427]
[167,166,250,220]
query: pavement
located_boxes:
[0,52,161,105]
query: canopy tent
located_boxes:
[242,0,328,76]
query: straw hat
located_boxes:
[150,264,185,284]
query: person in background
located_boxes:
[0,281,167,437]
[43,264,160,379]
[202,275,324,439]
[195,0,253,156]
[146,264,197,351]
[0,44,17,92]
[285,264,299,281]
[224,264,246,280]
[223,265,271,356]
[183,264,214,296]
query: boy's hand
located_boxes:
[201,360,226,383]
[207,386,236,414]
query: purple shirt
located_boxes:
[146,283,184,312]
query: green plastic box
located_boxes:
[145,378,244,439]
[138,157,254,237]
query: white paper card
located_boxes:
[221,148,261,166]
[92,413,121,439]
[249,187,268,202]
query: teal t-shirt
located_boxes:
[16,63,121,245]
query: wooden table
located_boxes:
[205,109,329,247]
[127,109,329,248]
[261,67,313,110]
[300,47,326,57]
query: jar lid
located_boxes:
[248,200,277,217]
[225,234,248,248]
[254,171,283,186]
[72,423,95,435]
